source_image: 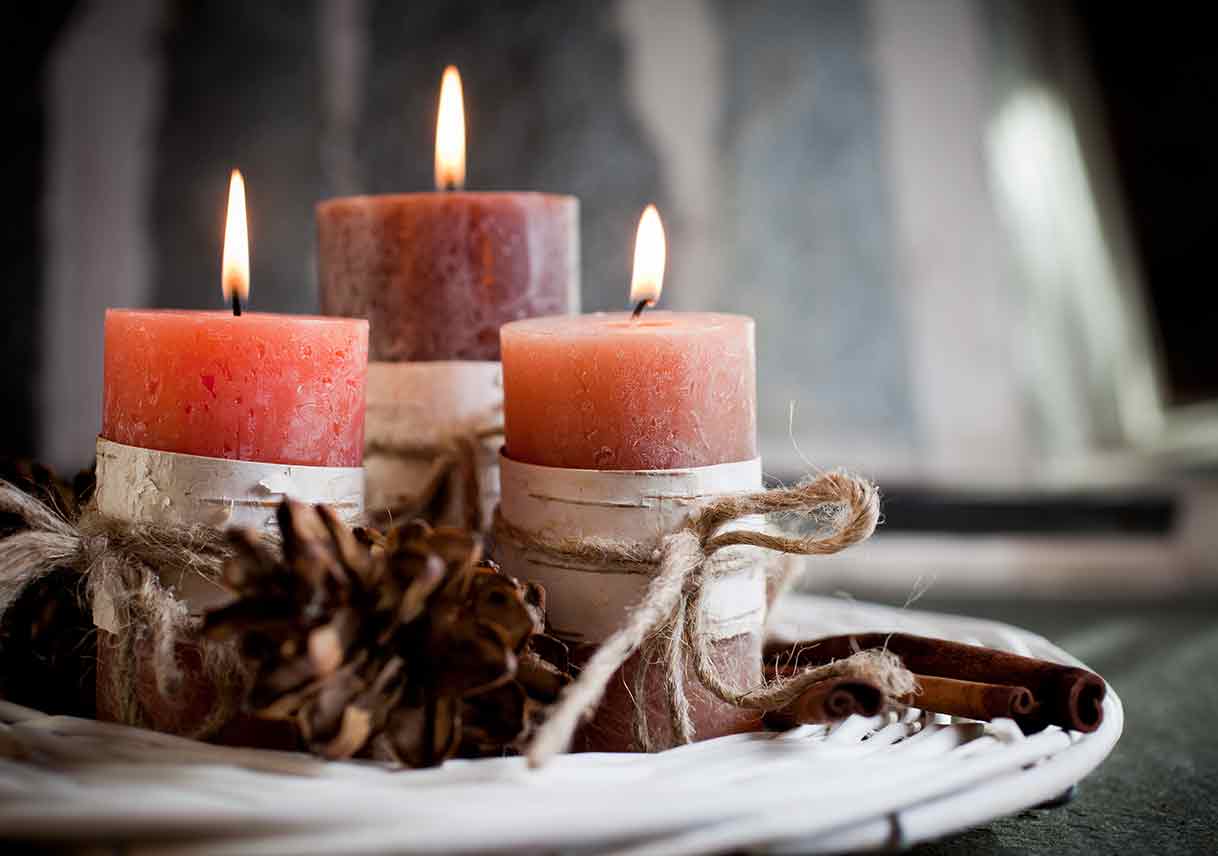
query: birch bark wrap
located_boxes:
[95,437,365,532]
[363,361,502,529]
[496,454,767,645]
[93,436,365,616]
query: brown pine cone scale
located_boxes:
[203,500,569,767]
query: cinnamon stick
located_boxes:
[761,676,884,730]
[764,633,1105,734]
[903,674,1037,722]
[763,666,1035,725]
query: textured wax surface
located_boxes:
[573,633,763,752]
[317,193,578,361]
[501,312,757,470]
[103,310,368,467]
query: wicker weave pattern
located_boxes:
[0,595,1123,853]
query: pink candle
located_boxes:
[501,311,756,469]
[503,204,755,469]
[498,206,763,753]
[102,310,368,467]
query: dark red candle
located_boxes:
[317,67,577,360]
[317,192,577,360]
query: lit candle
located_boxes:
[497,207,763,752]
[94,171,370,739]
[501,205,757,470]
[315,67,578,525]
[102,170,369,470]
[316,66,578,361]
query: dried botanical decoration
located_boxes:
[0,458,93,533]
[203,500,569,767]
[0,565,95,718]
[0,459,96,717]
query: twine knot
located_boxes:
[364,425,502,531]
[493,469,907,766]
[0,480,245,739]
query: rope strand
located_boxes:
[0,480,246,740]
[513,470,902,767]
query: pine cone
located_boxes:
[0,457,92,533]
[203,500,569,766]
[0,566,96,718]
[0,458,96,717]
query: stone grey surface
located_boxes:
[361,0,663,313]
[716,0,915,449]
[151,1,322,315]
[0,5,74,457]
[33,0,918,467]
[22,0,1158,489]
[41,0,163,473]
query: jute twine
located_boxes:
[0,480,246,740]
[0,469,912,762]
[364,425,502,531]
[494,470,916,766]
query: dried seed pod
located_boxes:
[0,458,86,528]
[461,682,529,753]
[516,651,569,704]
[469,571,537,653]
[204,500,572,767]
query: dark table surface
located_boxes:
[847,594,1218,855]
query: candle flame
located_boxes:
[221,169,249,302]
[630,204,665,307]
[435,65,466,190]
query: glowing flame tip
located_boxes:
[435,65,466,190]
[221,169,249,304]
[630,204,665,308]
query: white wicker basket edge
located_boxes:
[0,594,1122,854]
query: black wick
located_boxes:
[232,295,243,317]
[631,299,652,320]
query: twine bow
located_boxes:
[365,425,502,532]
[497,470,914,766]
[1,470,913,762]
[0,481,244,738]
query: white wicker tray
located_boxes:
[0,594,1122,854]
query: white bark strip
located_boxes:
[363,360,502,526]
[94,437,365,532]
[497,454,767,644]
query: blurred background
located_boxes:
[3,0,1216,593]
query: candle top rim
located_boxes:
[499,447,761,477]
[316,191,578,209]
[105,308,369,328]
[502,310,752,337]
[96,435,366,473]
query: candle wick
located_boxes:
[232,295,243,317]
[441,179,457,192]
[631,299,651,320]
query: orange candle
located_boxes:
[498,206,763,753]
[502,312,755,470]
[103,310,368,467]
[502,207,756,470]
[101,171,369,468]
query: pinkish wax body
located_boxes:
[500,312,757,470]
[573,636,764,752]
[317,192,578,361]
[102,310,369,467]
